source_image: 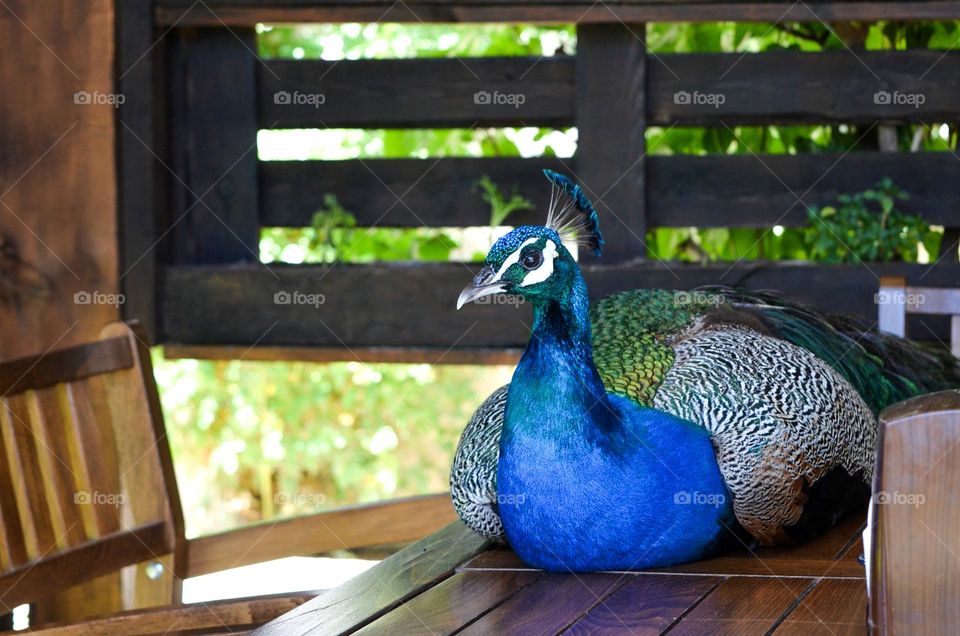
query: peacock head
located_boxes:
[457,170,603,309]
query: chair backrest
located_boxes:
[877,276,960,357]
[868,390,960,634]
[0,322,184,611]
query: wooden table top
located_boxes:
[253,511,868,636]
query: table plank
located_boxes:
[563,574,723,635]
[352,570,542,635]
[669,577,813,635]
[774,579,868,635]
[457,572,628,636]
[251,521,488,636]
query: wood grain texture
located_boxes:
[668,576,812,635]
[870,391,960,633]
[352,570,542,635]
[0,0,119,360]
[155,1,960,25]
[0,337,131,396]
[564,574,723,635]
[775,579,867,635]
[251,521,489,636]
[164,262,960,349]
[456,572,628,635]
[259,57,573,129]
[186,494,457,578]
[259,152,960,231]
[27,592,312,636]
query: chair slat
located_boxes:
[28,387,87,549]
[0,402,27,570]
[63,381,121,537]
[0,394,58,560]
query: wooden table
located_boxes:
[252,512,868,636]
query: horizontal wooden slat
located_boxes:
[0,337,132,397]
[185,494,457,577]
[649,50,960,125]
[0,522,171,610]
[646,151,960,228]
[259,57,573,129]
[164,344,522,365]
[259,156,564,228]
[156,1,960,26]
[164,262,960,349]
[257,50,959,130]
[28,592,312,636]
[260,152,959,229]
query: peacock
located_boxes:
[451,169,960,572]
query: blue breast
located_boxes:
[497,392,737,572]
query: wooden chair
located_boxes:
[0,322,455,629]
[869,390,960,634]
[877,276,960,357]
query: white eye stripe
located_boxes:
[492,237,539,281]
[519,240,558,287]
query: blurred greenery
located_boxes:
[157,20,956,538]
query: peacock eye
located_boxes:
[521,251,543,270]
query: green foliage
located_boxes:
[474,176,535,226]
[260,195,459,264]
[804,179,939,264]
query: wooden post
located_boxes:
[575,23,647,264]
[116,0,161,342]
[170,27,260,265]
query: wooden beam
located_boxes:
[155,1,960,26]
[0,337,131,397]
[251,521,489,636]
[259,152,960,230]
[163,262,960,348]
[185,494,457,577]
[259,57,574,129]
[169,27,260,265]
[116,0,161,342]
[576,22,647,263]
[164,344,522,365]
[26,592,312,636]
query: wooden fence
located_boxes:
[117,0,960,360]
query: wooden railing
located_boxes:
[116,1,960,358]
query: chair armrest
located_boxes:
[183,493,456,578]
[869,390,960,634]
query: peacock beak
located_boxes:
[457,266,506,310]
